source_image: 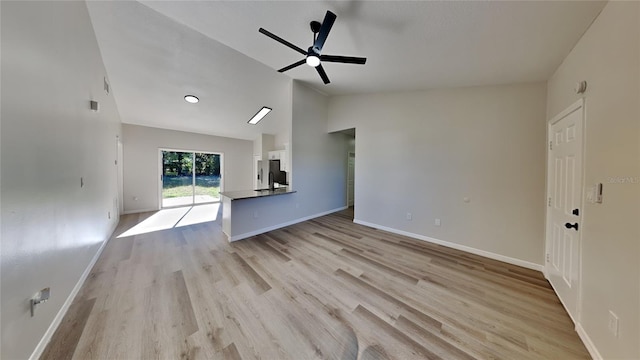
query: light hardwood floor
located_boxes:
[42,208,589,359]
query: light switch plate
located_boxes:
[596,183,603,203]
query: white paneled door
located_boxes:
[546,100,584,323]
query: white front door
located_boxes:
[545,100,584,323]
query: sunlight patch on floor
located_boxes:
[117,203,219,238]
[176,203,219,228]
[162,195,219,208]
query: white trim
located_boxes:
[229,206,348,242]
[547,264,601,360]
[29,220,117,360]
[546,272,579,324]
[353,219,544,272]
[123,207,158,215]
[549,98,584,125]
[576,323,602,360]
[544,98,586,324]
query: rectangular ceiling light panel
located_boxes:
[248,106,272,125]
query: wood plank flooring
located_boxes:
[41,208,589,359]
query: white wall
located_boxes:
[1,2,122,359]
[328,83,547,267]
[547,2,640,358]
[122,124,253,213]
[226,81,350,238]
[291,82,351,215]
[273,131,289,150]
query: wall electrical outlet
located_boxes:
[608,311,619,337]
[435,219,441,226]
[253,211,258,219]
[406,212,412,221]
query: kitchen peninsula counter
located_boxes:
[219,187,296,201]
[220,187,297,242]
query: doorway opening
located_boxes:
[348,151,355,208]
[160,149,223,208]
[340,128,356,220]
[116,135,123,217]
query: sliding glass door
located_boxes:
[194,152,221,204]
[161,150,221,208]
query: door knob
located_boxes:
[565,222,579,231]
[572,209,579,216]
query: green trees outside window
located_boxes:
[161,150,221,207]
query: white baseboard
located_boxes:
[545,263,600,360]
[29,220,118,360]
[353,219,544,272]
[576,323,602,360]
[545,272,580,326]
[229,206,348,242]
[123,207,157,215]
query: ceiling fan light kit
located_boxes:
[306,55,320,67]
[259,10,367,84]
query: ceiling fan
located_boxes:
[259,10,367,84]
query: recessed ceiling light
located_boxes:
[248,107,272,125]
[184,95,199,104]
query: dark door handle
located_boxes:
[565,222,579,231]
[572,209,579,216]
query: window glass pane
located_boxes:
[194,152,221,204]
[162,151,194,208]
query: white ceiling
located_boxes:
[87,1,292,140]
[87,0,606,139]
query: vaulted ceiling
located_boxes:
[87,1,606,140]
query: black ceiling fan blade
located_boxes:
[316,64,330,84]
[259,28,306,55]
[320,55,367,65]
[313,11,336,52]
[278,59,306,73]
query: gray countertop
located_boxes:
[219,187,296,200]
